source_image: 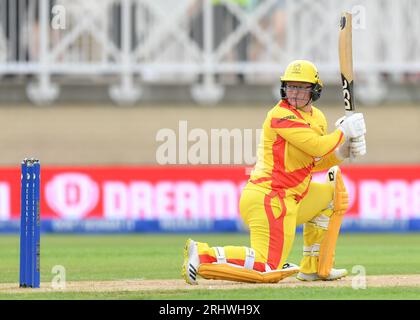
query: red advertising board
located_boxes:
[0,165,419,221]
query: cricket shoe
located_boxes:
[296,268,348,281]
[182,238,200,285]
[278,262,300,278]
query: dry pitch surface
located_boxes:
[1,275,420,294]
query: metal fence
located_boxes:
[0,0,419,105]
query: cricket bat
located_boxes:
[339,12,355,160]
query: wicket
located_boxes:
[19,158,41,288]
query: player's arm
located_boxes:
[311,109,345,171]
[271,117,344,158]
[313,130,367,173]
[271,113,365,157]
[312,151,343,172]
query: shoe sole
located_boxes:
[321,274,348,281]
[296,275,320,282]
[325,270,348,281]
[181,239,197,285]
[296,272,348,282]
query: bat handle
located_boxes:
[345,111,355,163]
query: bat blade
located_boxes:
[339,12,355,116]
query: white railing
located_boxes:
[0,0,419,105]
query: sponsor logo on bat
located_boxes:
[341,76,353,111]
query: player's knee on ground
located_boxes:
[196,245,298,283]
[198,263,299,283]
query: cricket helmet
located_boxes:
[280,60,323,102]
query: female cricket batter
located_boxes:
[182,60,367,284]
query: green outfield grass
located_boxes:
[1,233,420,299]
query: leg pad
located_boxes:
[318,167,349,279]
[198,263,299,283]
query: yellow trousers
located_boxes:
[196,181,334,273]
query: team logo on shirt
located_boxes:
[277,115,297,121]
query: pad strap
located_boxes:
[310,214,330,230]
[214,247,227,264]
[244,247,255,270]
[303,244,320,257]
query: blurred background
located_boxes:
[0,0,419,233]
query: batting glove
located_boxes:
[350,135,367,156]
[335,135,366,160]
[336,113,366,139]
